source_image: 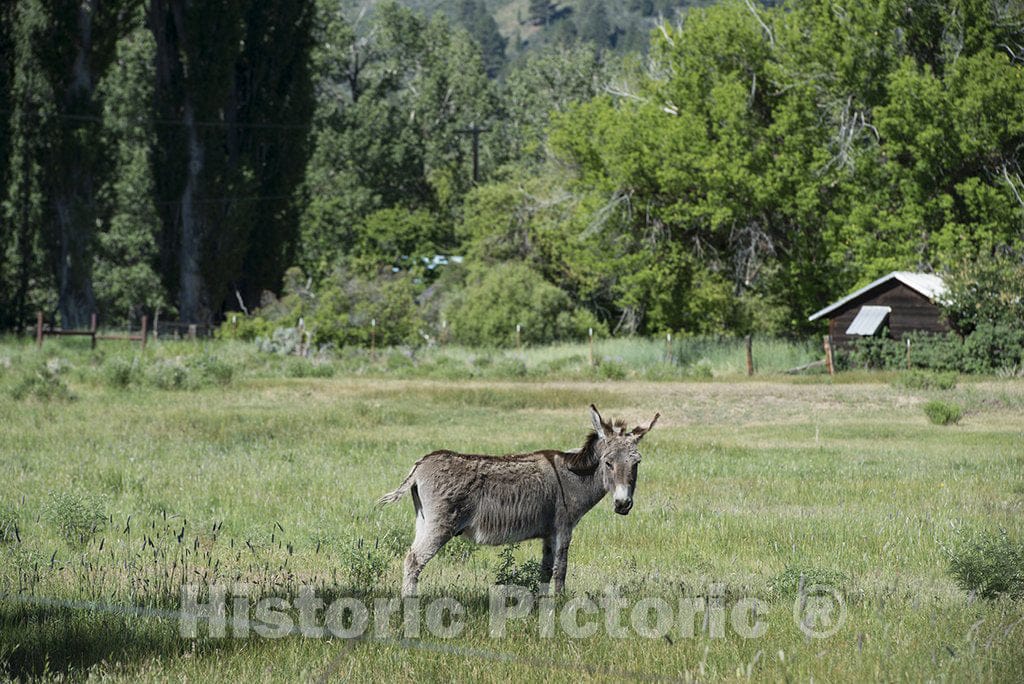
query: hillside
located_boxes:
[339,0,714,70]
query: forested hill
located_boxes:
[340,0,714,72]
[1,0,1022,344]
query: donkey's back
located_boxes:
[379,449,559,544]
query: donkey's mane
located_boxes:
[563,418,629,472]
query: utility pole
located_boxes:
[455,122,490,183]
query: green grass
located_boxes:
[1,338,1022,681]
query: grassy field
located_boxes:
[1,338,1022,681]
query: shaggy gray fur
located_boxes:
[379,405,659,596]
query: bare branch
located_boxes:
[1002,164,1024,208]
[744,0,775,48]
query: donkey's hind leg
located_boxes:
[402,496,453,597]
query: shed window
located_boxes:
[846,305,891,336]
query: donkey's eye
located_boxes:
[604,461,613,469]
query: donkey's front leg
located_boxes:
[551,529,573,593]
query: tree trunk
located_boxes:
[54,0,98,328]
[178,100,207,323]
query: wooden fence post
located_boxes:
[188,324,197,341]
[745,334,754,376]
[515,324,521,355]
[140,316,148,350]
[36,311,43,349]
[823,335,835,376]
[90,313,98,349]
[905,338,911,369]
[665,332,672,363]
[588,327,594,367]
[370,318,376,359]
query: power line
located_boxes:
[1,110,312,131]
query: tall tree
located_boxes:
[94,10,166,322]
[149,0,314,322]
[1,0,58,331]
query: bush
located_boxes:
[310,269,424,349]
[46,492,106,545]
[217,313,274,341]
[946,528,1024,599]
[598,358,628,380]
[923,399,963,425]
[10,361,74,401]
[147,358,191,390]
[892,370,958,391]
[493,544,543,591]
[961,322,1024,373]
[341,538,392,592]
[104,357,137,389]
[445,262,593,347]
[191,354,234,386]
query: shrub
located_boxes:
[192,354,234,386]
[961,322,1024,373]
[689,358,714,379]
[892,370,958,391]
[46,492,106,545]
[598,358,627,380]
[946,528,1024,599]
[923,399,963,425]
[147,358,191,390]
[310,269,424,349]
[217,313,274,341]
[104,357,137,389]
[9,361,74,401]
[493,544,543,591]
[445,262,591,347]
[341,538,392,591]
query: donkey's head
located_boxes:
[589,405,659,515]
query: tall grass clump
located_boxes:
[45,492,106,545]
[946,529,1024,599]
[0,505,18,544]
[104,357,138,388]
[9,360,74,401]
[893,370,958,391]
[341,538,393,591]
[923,399,963,425]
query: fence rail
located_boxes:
[35,312,147,350]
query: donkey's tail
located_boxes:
[377,462,420,506]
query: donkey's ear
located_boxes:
[631,412,660,441]
[590,404,608,439]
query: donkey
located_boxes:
[378,405,659,596]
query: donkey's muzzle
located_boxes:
[614,498,633,515]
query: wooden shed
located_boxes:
[808,272,948,347]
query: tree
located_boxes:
[456,0,507,77]
[1,0,58,331]
[149,0,314,322]
[94,12,166,322]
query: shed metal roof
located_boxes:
[845,305,891,335]
[808,272,946,322]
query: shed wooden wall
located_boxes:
[829,281,948,347]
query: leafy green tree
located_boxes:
[456,0,507,77]
[1,0,58,330]
[94,16,166,322]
